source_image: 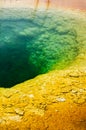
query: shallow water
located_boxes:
[0,8,86,87]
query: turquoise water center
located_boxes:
[0,8,85,87]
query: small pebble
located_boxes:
[56,97,66,102]
[28,94,34,98]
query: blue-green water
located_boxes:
[0,8,84,87]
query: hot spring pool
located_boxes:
[0,8,86,87]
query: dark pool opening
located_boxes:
[0,9,79,88]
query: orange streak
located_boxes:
[46,0,50,10]
[34,0,51,10]
[35,0,39,10]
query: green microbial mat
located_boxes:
[0,8,86,87]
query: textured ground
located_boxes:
[0,64,86,129]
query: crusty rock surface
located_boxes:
[0,66,86,130]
